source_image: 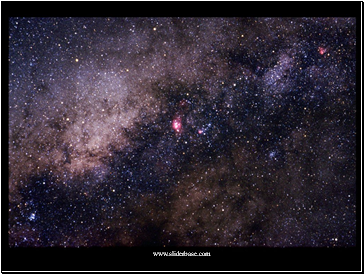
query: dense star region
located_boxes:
[9,17,356,247]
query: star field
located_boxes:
[8,17,356,248]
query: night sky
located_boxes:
[8,17,357,248]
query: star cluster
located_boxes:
[8,17,356,247]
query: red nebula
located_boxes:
[179,99,189,109]
[172,116,182,133]
[318,46,326,55]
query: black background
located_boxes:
[2,1,361,271]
